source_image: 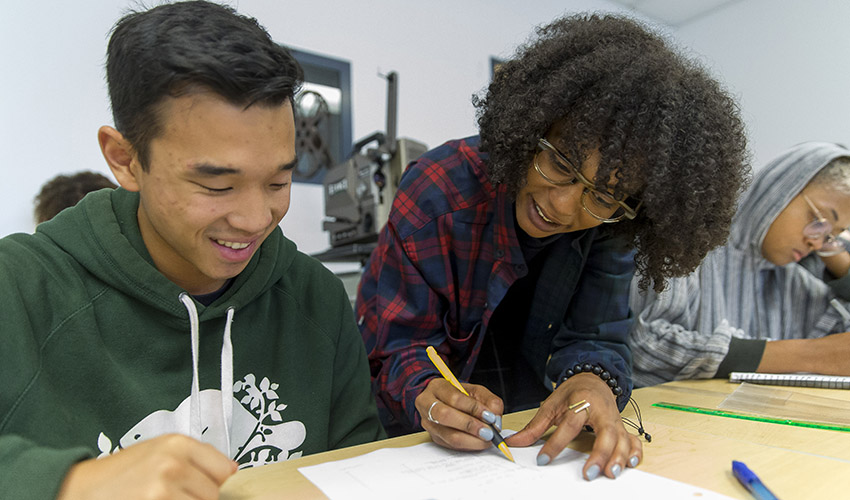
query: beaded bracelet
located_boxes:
[560,363,623,396]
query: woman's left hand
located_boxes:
[505,372,642,480]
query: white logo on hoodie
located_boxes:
[95,373,306,468]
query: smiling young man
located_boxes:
[100,92,299,296]
[356,14,749,482]
[630,142,850,387]
[0,2,383,499]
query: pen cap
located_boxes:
[732,461,755,482]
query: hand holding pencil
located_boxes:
[416,346,514,461]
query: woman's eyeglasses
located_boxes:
[801,194,847,257]
[535,138,641,223]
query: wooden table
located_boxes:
[220,380,850,499]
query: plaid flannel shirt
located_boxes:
[356,136,634,434]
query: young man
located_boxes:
[357,14,749,481]
[0,2,384,499]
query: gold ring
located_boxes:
[568,399,587,410]
[570,400,591,415]
[428,400,440,424]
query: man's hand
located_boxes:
[506,373,642,480]
[56,434,237,500]
[415,378,505,451]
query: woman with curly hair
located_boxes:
[356,13,749,480]
[630,143,850,387]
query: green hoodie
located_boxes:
[0,188,385,498]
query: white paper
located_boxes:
[298,439,733,499]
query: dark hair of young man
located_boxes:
[473,14,750,292]
[33,171,117,223]
[105,0,303,170]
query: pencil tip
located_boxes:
[499,442,515,462]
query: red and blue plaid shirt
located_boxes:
[356,136,634,434]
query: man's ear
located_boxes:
[98,126,141,192]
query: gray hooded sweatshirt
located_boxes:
[629,142,850,387]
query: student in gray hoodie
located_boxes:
[630,142,850,387]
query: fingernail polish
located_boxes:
[495,415,502,431]
[585,464,600,480]
[536,454,551,466]
[629,455,639,467]
[482,410,496,424]
[611,464,622,478]
[478,427,494,441]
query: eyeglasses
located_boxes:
[801,194,846,257]
[535,138,641,223]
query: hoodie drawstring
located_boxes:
[221,306,234,457]
[179,293,235,458]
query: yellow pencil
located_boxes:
[425,345,515,462]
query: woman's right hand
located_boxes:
[415,378,505,451]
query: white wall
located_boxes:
[1,1,125,237]
[0,0,639,252]
[670,0,850,169]
[7,1,843,251]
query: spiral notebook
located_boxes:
[729,372,850,389]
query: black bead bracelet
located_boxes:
[560,363,623,397]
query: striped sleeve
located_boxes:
[628,275,739,386]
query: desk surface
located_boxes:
[220,380,850,499]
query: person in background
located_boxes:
[0,2,384,499]
[356,14,749,481]
[630,142,850,387]
[34,171,117,223]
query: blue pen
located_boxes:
[732,460,780,500]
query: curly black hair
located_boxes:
[473,14,750,292]
[34,171,117,223]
